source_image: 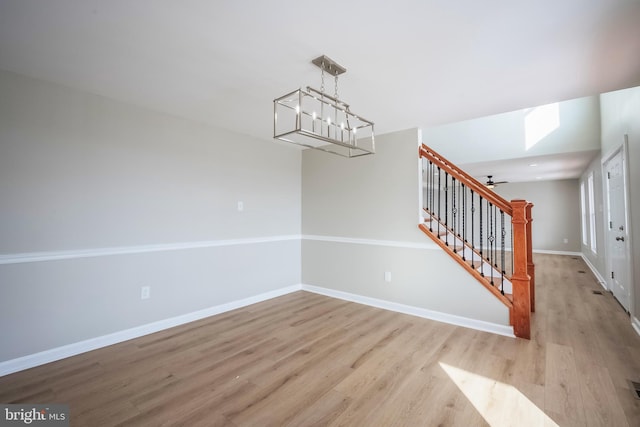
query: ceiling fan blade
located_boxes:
[493,181,508,185]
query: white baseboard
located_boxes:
[301,284,515,338]
[532,249,582,256]
[580,254,608,290]
[632,316,640,338]
[0,285,302,377]
[1,281,520,377]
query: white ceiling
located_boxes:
[1,1,639,177]
[460,149,601,185]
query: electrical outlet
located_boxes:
[141,286,151,300]
[237,201,244,212]
[563,238,568,244]
[384,272,392,282]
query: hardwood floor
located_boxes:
[1,254,639,426]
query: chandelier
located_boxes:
[273,55,375,157]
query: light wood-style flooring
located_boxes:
[1,254,639,426]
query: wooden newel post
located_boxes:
[511,199,531,339]
[526,202,535,313]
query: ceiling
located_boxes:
[1,1,640,179]
[460,149,601,185]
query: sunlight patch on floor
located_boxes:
[439,362,558,427]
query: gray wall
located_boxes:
[0,69,302,362]
[302,128,509,326]
[599,86,640,321]
[494,179,582,253]
[302,128,424,243]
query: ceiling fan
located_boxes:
[485,175,508,188]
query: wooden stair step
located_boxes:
[463,258,481,268]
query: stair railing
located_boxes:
[419,144,534,339]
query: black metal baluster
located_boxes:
[462,184,467,261]
[479,196,484,277]
[427,160,433,219]
[444,172,449,246]
[421,159,425,213]
[437,166,441,237]
[494,203,498,268]
[428,161,433,231]
[471,190,475,268]
[493,203,497,285]
[489,202,494,285]
[501,210,506,295]
[457,180,462,238]
[489,203,493,270]
[427,161,431,214]
[452,177,456,252]
[432,162,436,230]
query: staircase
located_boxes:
[418,144,535,339]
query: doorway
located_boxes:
[602,137,632,312]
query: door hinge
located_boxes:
[611,271,615,279]
[610,221,613,229]
[608,172,611,179]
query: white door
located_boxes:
[604,147,630,312]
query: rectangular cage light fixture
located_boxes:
[273,56,375,158]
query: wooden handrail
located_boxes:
[419,144,512,215]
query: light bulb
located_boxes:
[341,122,345,130]
[295,105,300,114]
[353,127,357,134]
[312,111,317,120]
[327,117,331,125]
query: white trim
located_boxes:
[587,172,597,254]
[0,285,302,377]
[581,253,608,290]
[532,249,582,256]
[303,235,580,255]
[302,234,439,250]
[632,316,640,338]
[301,284,515,338]
[1,234,583,265]
[0,235,301,265]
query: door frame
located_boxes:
[601,135,634,317]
